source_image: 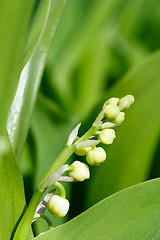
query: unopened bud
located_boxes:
[114,112,125,125]
[104,104,119,120]
[47,195,69,218]
[106,97,119,106]
[86,147,106,166]
[119,95,134,104]
[99,129,116,144]
[118,101,131,110]
[118,95,134,110]
[74,147,92,156]
[69,161,90,181]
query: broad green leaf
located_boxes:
[86,50,160,207]
[35,178,160,240]
[0,1,35,239]
[22,0,51,69]
[0,137,27,240]
[7,0,67,161]
[0,0,35,134]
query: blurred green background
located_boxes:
[17,0,160,235]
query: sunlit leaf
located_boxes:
[35,178,160,240]
[0,0,35,134]
[22,0,51,69]
[0,137,28,240]
[7,0,67,161]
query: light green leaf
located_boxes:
[86,50,160,207]
[0,1,35,239]
[7,0,67,161]
[72,31,111,119]
[0,0,35,134]
[35,178,160,240]
[0,137,27,240]
[46,0,118,111]
[22,0,51,69]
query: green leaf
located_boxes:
[0,137,27,240]
[0,1,35,239]
[0,0,35,134]
[71,31,111,119]
[86,50,160,207]
[22,0,51,69]
[34,178,160,240]
[7,0,67,161]
[46,0,118,111]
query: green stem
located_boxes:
[40,124,99,187]
[40,145,75,187]
[13,190,43,240]
[33,214,54,230]
[54,181,66,199]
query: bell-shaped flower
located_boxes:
[47,195,69,218]
[99,129,116,144]
[86,147,106,166]
[69,161,90,181]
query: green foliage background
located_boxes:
[0,0,160,239]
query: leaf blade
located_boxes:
[7,0,67,161]
[0,0,35,134]
[0,137,27,240]
[34,178,160,240]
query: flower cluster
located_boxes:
[37,95,134,222]
[74,95,134,166]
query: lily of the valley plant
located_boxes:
[14,95,134,239]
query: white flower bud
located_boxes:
[74,147,92,156]
[114,112,125,125]
[106,97,119,106]
[69,161,90,181]
[119,95,134,105]
[127,95,135,104]
[104,104,119,120]
[86,147,106,166]
[118,101,131,110]
[118,95,134,110]
[47,195,69,218]
[99,129,116,144]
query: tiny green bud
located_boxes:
[86,147,106,166]
[99,129,116,144]
[75,147,92,156]
[47,195,69,218]
[104,104,119,120]
[69,161,90,181]
[106,97,119,106]
[118,95,134,110]
[114,112,125,125]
